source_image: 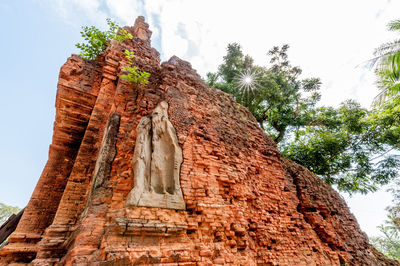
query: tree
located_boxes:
[282,100,400,193]
[207,44,321,143]
[370,218,400,260]
[0,203,20,225]
[0,203,21,247]
[207,43,400,193]
[373,19,400,106]
[371,176,400,261]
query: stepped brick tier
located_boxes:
[0,17,397,265]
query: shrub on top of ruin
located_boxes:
[119,49,150,86]
[76,18,133,60]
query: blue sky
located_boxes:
[0,0,399,237]
[0,1,77,205]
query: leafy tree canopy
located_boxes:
[283,100,400,193]
[370,217,400,260]
[369,19,400,257]
[371,169,400,261]
[0,203,21,247]
[0,203,20,225]
[207,43,400,194]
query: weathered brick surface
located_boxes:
[0,17,397,265]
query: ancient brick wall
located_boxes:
[0,17,397,265]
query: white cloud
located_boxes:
[45,0,108,26]
[105,0,143,25]
[138,0,400,108]
[343,185,392,237]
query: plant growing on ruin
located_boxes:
[76,18,133,60]
[119,50,150,85]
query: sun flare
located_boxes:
[235,70,259,93]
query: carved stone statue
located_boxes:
[125,101,185,209]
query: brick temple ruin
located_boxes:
[0,17,397,265]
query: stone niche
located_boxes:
[125,101,185,210]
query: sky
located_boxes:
[0,0,399,237]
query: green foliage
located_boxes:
[75,18,133,60]
[372,228,400,260]
[373,18,400,106]
[0,203,20,225]
[371,218,400,260]
[371,175,400,260]
[385,148,400,233]
[207,44,321,143]
[119,50,150,85]
[0,203,21,247]
[115,27,133,43]
[282,100,400,193]
[207,43,400,193]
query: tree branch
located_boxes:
[326,131,374,162]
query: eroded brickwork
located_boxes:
[0,17,397,265]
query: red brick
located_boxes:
[0,16,396,266]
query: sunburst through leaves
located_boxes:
[234,69,260,93]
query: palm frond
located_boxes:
[373,52,400,107]
[373,89,389,107]
[374,40,400,57]
[388,19,400,32]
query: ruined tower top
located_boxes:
[132,16,152,44]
